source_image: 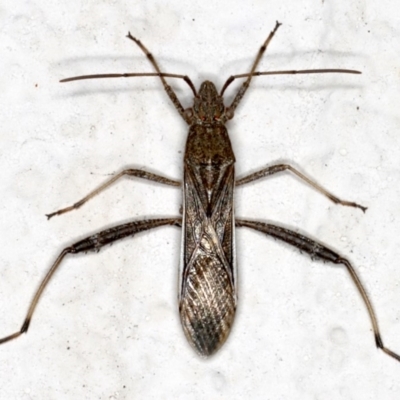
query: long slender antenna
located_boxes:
[60,72,197,96]
[220,68,361,96]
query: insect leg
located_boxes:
[236,218,400,363]
[226,21,282,114]
[46,169,181,219]
[0,217,182,345]
[236,163,366,212]
[126,33,195,123]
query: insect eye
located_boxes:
[184,109,193,119]
[225,108,234,120]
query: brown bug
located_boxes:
[1,21,399,361]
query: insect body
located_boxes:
[180,81,237,355]
[1,21,400,362]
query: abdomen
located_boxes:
[179,254,236,356]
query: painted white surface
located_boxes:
[1,0,400,398]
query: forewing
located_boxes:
[180,159,236,356]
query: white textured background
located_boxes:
[1,1,400,399]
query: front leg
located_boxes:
[236,218,400,363]
[236,163,366,212]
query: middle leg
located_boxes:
[47,169,181,219]
[236,163,366,212]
